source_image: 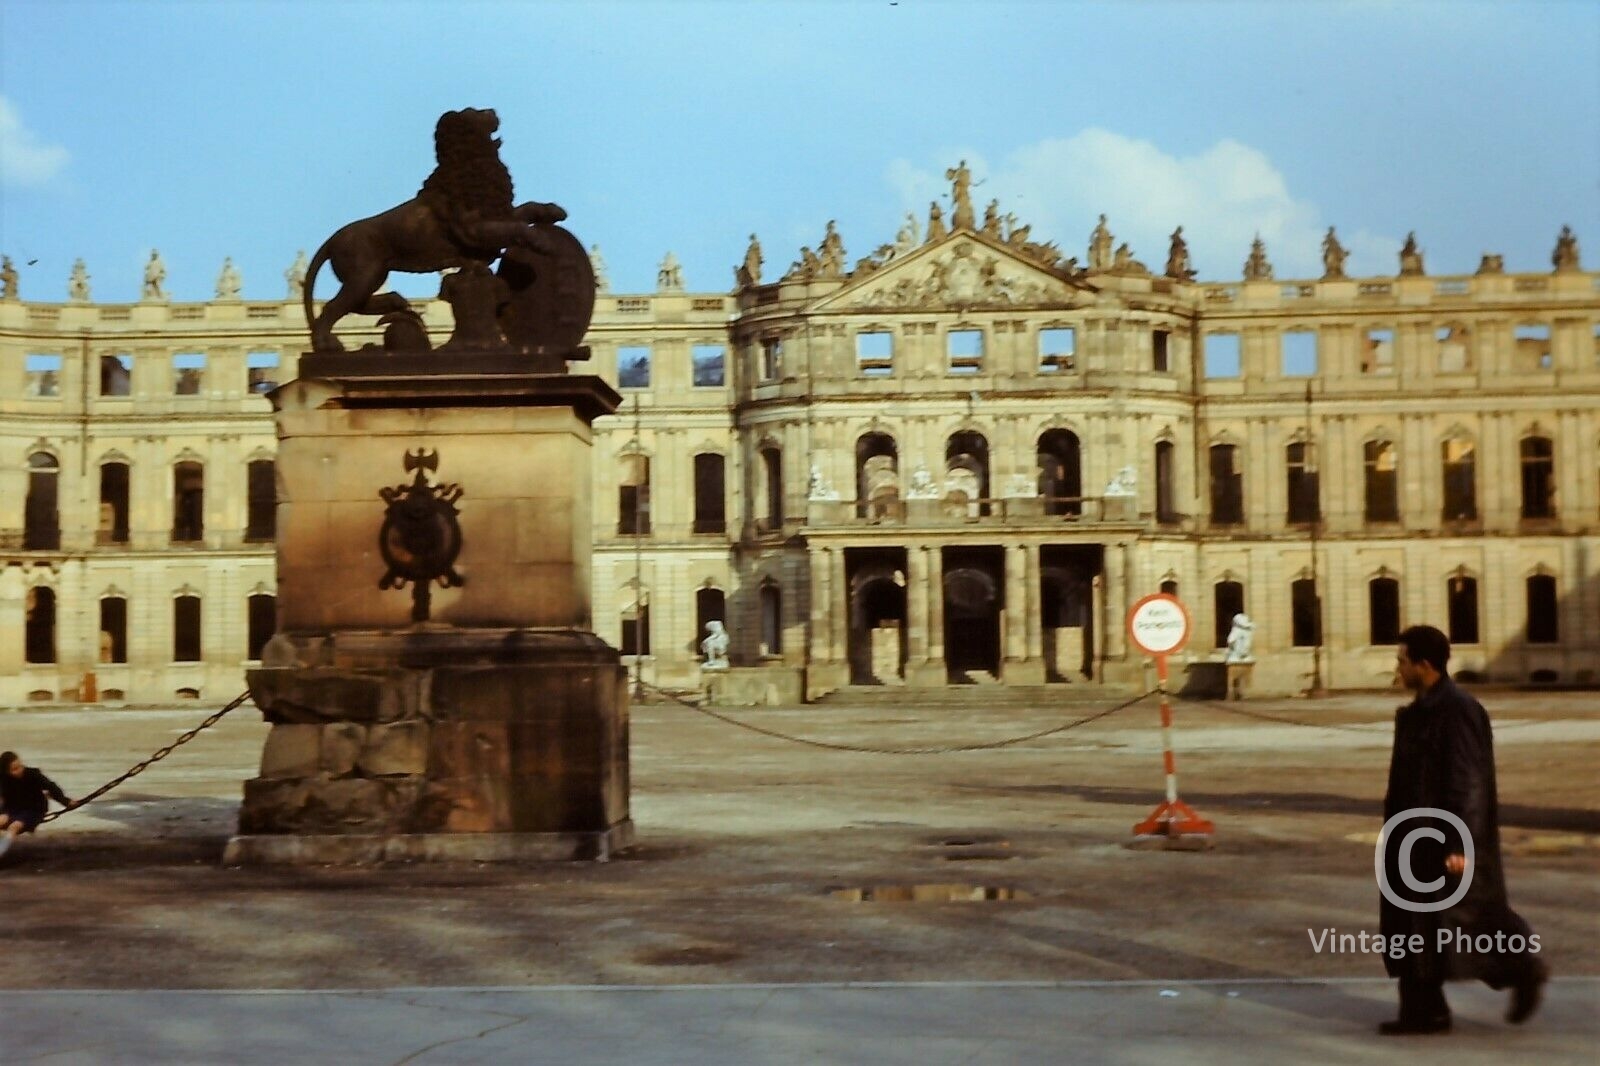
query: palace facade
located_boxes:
[3,190,1598,706]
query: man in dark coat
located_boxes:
[0,751,72,859]
[1379,626,1548,1034]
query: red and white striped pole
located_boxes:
[1127,594,1213,843]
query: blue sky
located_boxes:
[2,0,1596,302]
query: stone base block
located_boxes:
[705,666,805,706]
[224,820,634,866]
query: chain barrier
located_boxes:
[639,682,1156,755]
[1168,692,1382,733]
[40,690,252,824]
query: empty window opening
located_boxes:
[1291,578,1321,647]
[1526,575,1558,644]
[1155,440,1178,524]
[1436,325,1470,372]
[1369,577,1401,645]
[1441,438,1477,521]
[947,329,984,374]
[24,452,60,550]
[620,600,650,656]
[759,583,783,656]
[247,351,280,393]
[1037,429,1082,516]
[760,446,784,528]
[1364,441,1399,523]
[173,352,206,395]
[1281,330,1318,377]
[1286,442,1320,524]
[25,587,56,664]
[173,462,205,542]
[246,460,276,541]
[760,337,783,381]
[1152,329,1171,373]
[856,433,899,519]
[100,353,133,397]
[1204,333,1241,378]
[617,345,651,389]
[100,597,128,664]
[248,593,277,660]
[692,344,726,387]
[174,595,202,662]
[618,454,651,535]
[1447,574,1480,644]
[944,431,990,516]
[24,353,62,398]
[1213,581,1244,648]
[693,453,726,534]
[1514,324,1552,371]
[99,462,130,544]
[1519,436,1556,519]
[1038,327,1076,373]
[1209,444,1243,526]
[856,331,894,377]
[1363,328,1395,374]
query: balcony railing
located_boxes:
[809,496,1128,526]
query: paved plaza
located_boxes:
[0,688,1596,1063]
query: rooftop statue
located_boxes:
[925,201,948,243]
[892,212,920,257]
[301,108,579,354]
[657,250,684,292]
[1242,235,1273,281]
[1164,226,1196,281]
[1552,225,1580,273]
[981,199,1002,238]
[3,255,20,300]
[1398,231,1425,276]
[946,159,975,231]
[589,245,609,292]
[736,233,762,287]
[216,256,242,300]
[1477,253,1505,275]
[143,250,168,300]
[1321,226,1347,280]
[284,250,309,300]
[818,220,846,278]
[68,258,91,302]
[1088,214,1114,272]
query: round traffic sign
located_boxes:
[1127,593,1191,657]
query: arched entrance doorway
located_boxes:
[847,549,907,684]
[1040,544,1102,682]
[942,546,1003,680]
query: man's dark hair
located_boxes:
[0,752,17,774]
[1398,625,1451,675]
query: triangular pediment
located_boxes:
[811,231,1093,313]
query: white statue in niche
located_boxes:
[1225,613,1256,663]
[701,620,730,669]
[1103,465,1137,497]
[807,463,840,501]
[907,463,939,499]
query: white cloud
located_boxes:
[887,130,1399,279]
[0,97,70,187]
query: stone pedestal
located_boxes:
[226,368,629,864]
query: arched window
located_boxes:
[1447,571,1480,645]
[1159,579,1179,598]
[760,445,784,529]
[1441,437,1477,521]
[692,453,725,534]
[246,459,276,541]
[1519,436,1555,519]
[1213,580,1244,648]
[944,431,989,515]
[1155,440,1178,524]
[1037,429,1082,516]
[25,586,56,664]
[174,594,202,662]
[1368,576,1401,645]
[100,596,128,664]
[1286,441,1319,524]
[855,433,899,519]
[1525,574,1558,644]
[694,588,726,656]
[759,582,782,656]
[172,461,205,543]
[618,454,650,535]
[248,593,277,660]
[1363,441,1399,523]
[620,596,650,656]
[1209,444,1243,526]
[24,452,60,550]
[99,460,130,544]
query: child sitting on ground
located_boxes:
[0,752,72,858]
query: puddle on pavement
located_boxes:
[829,884,1032,902]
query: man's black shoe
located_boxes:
[1378,1015,1452,1035]
[1507,972,1546,1024]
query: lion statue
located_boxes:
[301,108,566,351]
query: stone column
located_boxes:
[809,546,833,667]
[1103,543,1129,683]
[1004,542,1045,684]
[909,544,946,686]
[829,545,849,664]
[1024,541,1044,665]
[906,544,929,665]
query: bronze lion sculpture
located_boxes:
[301,108,565,351]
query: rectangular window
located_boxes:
[174,596,202,662]
[1291,579,1321,647]
[1204,333,1241,378]
[856,331,894,377]
[1209,445,1243,525]
[1368,579,1401,645]
[1514,323,1552,371]
[691,344,726,387]
[25,353,62,398]
[1281,331,1318,377]
[248,594,277,660]
[100,354,133,397]
[616,345,651,389]
[247,351,280,393]
[621,603,650,656]
[99,463,131,544]
[1213,582,1245,648]
[1362,328,1394,374]
[1038,327,1076,372]
[760,337,782,381]
[946,329,984,374]
[1152,330,1171,373]
[1448,576,1480,644]
[246,460,276,541]
[173,352,206,395]
[100,598,128,664]
[1526,575,1558,644]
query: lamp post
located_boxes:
[1305,381,1327,698]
